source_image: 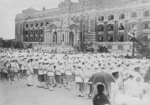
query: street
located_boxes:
[0,78,92,105]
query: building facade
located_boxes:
[15,0,150,51]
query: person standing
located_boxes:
[47,64,55,91]
[26,59,34,86]
[65,63,72,90]
[110,70,120,105]
[37,62,44,88]
[93,84,110,105]
[55,64,62,88]
[74,65,84,97]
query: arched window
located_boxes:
[34,30,38,34]
[53,32,57,43]
[107,24,114,31]
[143,10,150,17]
[26,24,29,28]
[118,23,125,30]
[119,13,125,19]
[131,12,138,18]
[108,15,114,20]
[98,16,104,21]
[35,23,38,27]
[46,22,49,26]
[30,30,33,34]
[30,23,33,27]
[39,29,43,34]
[40,22,43,27]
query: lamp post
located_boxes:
[129,27,138,58]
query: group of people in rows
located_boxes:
[0,48,150,105]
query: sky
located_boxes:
[0,0,78,39]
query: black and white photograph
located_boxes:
[0,0,150,105]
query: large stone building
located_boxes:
[15,0,150,51]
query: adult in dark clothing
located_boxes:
[93,84,110,105]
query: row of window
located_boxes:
[97,36,125,42]
[24,29,44,35]
[107,45,125,50]
[25,22,49,28]
[23,35,44,42]
[98,10,150,22]
[97,22,150,31]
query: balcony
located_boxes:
[108,31,114,34]
[142,29,150,33]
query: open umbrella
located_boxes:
[88,72,115,84]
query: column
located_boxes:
[45,31,47,45]
[44,30,47,44]
[67,31,69,45]
[73,30,76,46]
[77,30,80,45]
[50,31,52,45]
[58,30,60,45]
[68,31,70,45]
[48,31,50,45]
[59,30,61,45]
[64,30,66,45]
[57,30,59,45]
[66,31,68,45]
[59,30,62,45]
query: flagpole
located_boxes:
[80,2,84,51]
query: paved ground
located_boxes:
[0,78,92,105]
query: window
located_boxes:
[98,16,104,21]
[25,31,28,35]
[41,22,43,27]
[40,29,43,34]
[34,30,38,34]
[98,36,103,42]
[30,30,33,34]
[30,23,33,27]
[108,25,114,31]
[143,10,150,17]
[36,23,38,27]
[119,14,125,19]
[131,12,138,18]
[107,36,113,42]
[53,32,57,43]
[46,22,49,26]
[26,24,28,28]
[119,23,125,30]
[108,15,114,20]
[98,25,104,31]
[143,23,150,29]
[117,36,124,42]
[24,35,28,42]
[30,35,33,42]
